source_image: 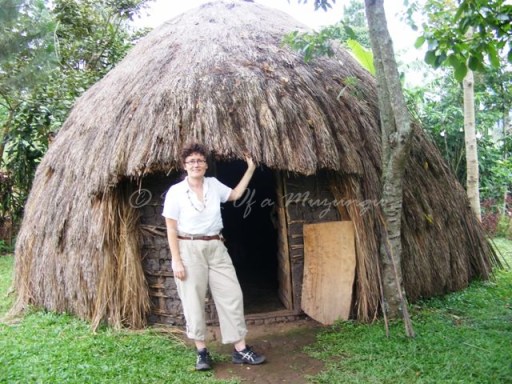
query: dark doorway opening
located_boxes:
[215,160,284,314]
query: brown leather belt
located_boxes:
[177,235,222,241]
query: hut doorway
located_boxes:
[215,160,288,315]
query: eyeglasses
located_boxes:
[185,159,207,165]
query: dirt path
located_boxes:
[207,319,325,383]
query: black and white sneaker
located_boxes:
[195,348,213,371]
[232,345,266,365]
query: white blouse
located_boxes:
[162,177,232,235]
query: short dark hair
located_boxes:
[180,143,208,164]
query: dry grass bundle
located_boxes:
[400,127,500,301]
[330,174,381,322]
[92,182,150,330]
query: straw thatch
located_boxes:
[11,0,499,328]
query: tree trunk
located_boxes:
[364,0,414,337]
[463,69,481,220]
[0,109,14,166]
[502,110,510,214]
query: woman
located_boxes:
[162,143,266,371]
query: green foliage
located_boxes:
[346,39,375,75]
[0,0,151,225]
[475,65,512,136]
[306,238,512,384]
[284,0,372,71]
[495,215,512,238]
[0,0,57,95]
[410,65,512,203]
[284,26,340,62]
[479,138,512,200]
[297,0,335,12]
[412,71,464,175]
[0,0,62,224]
[414,0,512,82]
[0,240,13,255]
[53,0,151,72]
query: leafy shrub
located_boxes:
[481,193,512,237]
[0,240,14,255]
[481,198,500,235]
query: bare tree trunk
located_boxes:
[0,110,14,166]
[364,0,414,337]
[502,112,510,214]
[463,69,481,220]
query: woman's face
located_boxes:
[184,152,208,178]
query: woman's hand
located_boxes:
[172,259,186,280]
[228,154,257,201]
[245,154,256,172]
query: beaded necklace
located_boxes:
[186,183,208,212]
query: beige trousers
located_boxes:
[176,239,248,344]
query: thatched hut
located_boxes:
[12,0,497,329]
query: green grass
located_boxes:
[0,255,14,316]
[0,255,237,384]
[305,238,512,384]
[1,239,511,383]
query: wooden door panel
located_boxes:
[302,221,356,324]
